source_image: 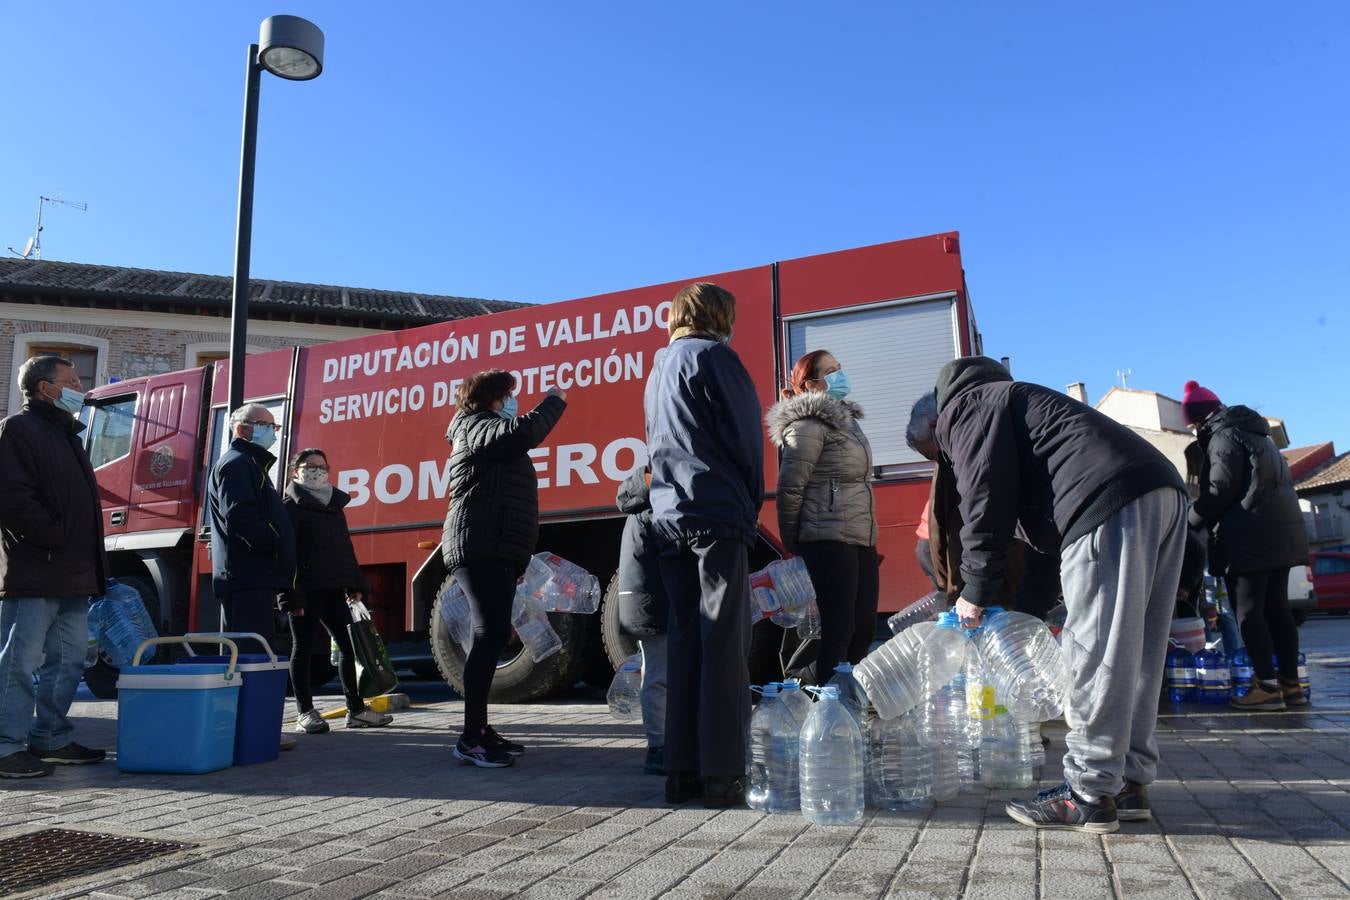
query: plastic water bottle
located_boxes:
[607,652,643,721]
[762,558,816,628]
[867,709,932,811]
[1194,648,1230,703]
[747,685,801,813]
[95,580,158,668]
[1230,648,1253,699]
[963,642,996,749]
[778,680,812,726]
[797,599,822,641]
[974,608,1068,722]
[511,592,562,662]
[438,581,475,655]
[799,685,865,825]
[85,599,106,667]
[957,747,980,792]
[1026,721,1045,768]
[530,553,601,614]
[930,746,961,802]
[1298,651,1310,701]
[1166,644,1197,703]
[887,591,946,636]
[826,662,868,723]
[855,618,965,721]
[918,612,973,748]
[980,713,1034,790]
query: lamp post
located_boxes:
[228,15,324,413]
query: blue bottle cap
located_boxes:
[937,611,960,628]
[818,685,841,700]
[834,662,852,674]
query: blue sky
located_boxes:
[4,2,1347,449]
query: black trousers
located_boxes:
[453,561,517,739]
[1226,567,1299,683]
[915,537,938,590]
[219,588,279,655]
[287,588,362,713]
[786,541,879,685]
[659,536,751,779]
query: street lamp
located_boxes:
[228,15,324,413]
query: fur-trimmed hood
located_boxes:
[766,392,864,447]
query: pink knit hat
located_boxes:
[1181,380,1222,426]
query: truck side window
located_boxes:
[87,397,137,469]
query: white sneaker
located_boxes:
[346,708,393,728]
[295,710,330,734]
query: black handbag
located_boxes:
[347,600,399,698]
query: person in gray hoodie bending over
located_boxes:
[644,282,764,809]
[936,357,1186,835]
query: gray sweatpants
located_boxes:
[638,638,667,750]
[1059,487,1186,801]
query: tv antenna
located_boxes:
[1116,368,1132,389]
[8,194,88,260]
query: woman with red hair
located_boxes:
[766,350,879,683]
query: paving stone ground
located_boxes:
[4,619,1350,899]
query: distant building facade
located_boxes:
[1289,443,1350,550]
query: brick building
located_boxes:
[0,258,525,413]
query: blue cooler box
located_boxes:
[192,645,289,766]
[117,662,240,774]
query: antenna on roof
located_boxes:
[7,194,88,260]
[1116,368,1132,389]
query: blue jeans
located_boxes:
[0,598,90,756]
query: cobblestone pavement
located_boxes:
[3,619,1349,899]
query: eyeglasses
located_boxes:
[298,464,329,473]
[243,420,274,427]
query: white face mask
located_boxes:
[297,468,328,489]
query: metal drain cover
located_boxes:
[0,828,190,896]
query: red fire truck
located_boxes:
[79,231,982,700]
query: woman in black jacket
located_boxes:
[442,371,566,768]
[282,448,393,733]
[1183,381,1309,711]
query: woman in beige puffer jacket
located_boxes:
[766,349,879,684]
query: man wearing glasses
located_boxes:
[205,404,300,656]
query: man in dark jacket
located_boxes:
[644,282,764,808]
[1183,381,1309,710]
[615,467,668,775]
[205,403,298,654]
[936,357,1186,834]
[0,356,108,777]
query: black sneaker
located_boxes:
[665,771,702,804]
[0,750,53,779]
[30,742,105,766]
[1005,782,1119,834]
[644,746,665,776]
[453,736,514,769]
[1115,780,1151,822]
[703,775,747,809]
[483,726,525,757]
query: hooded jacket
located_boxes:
[1189,405,1308,575]
[282,481,370,596]
[441,395,565,574]
[643,335,764,546]
[614,468,667,636]
[934,357,1183,607]
[765,391,877,551]
[206,438,297,597]
[0,401,108,599]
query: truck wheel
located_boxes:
[82,574,160,699]
[429,573,590,703]
[600,573,639,670]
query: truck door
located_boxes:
[83,391,139,541]
[127,369,208,537]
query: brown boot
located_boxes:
[1230,680,1286,711]
[1279,679,1309,708]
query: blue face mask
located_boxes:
[54,386,85,415]
[500,396,518,419]
[824,369,851,399]
[249,423,277,451]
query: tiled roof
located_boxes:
[0,258,528,325]
[1297,452,1350,494]
[1283,442,1337,481]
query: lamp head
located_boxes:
[258,15,324,80]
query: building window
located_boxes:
[26,343,97,388]
[185,342,267,369]
[9,332,111,416]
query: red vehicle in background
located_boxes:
[78,232,983,700]
[1311,551,1350,614]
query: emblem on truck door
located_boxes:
[149,445,175,480]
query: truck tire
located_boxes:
[600,573,639,670]
[82,574,160,700]
[429,573,589,703]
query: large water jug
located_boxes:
[974,608,1067,722]
[1230,648,1253,699]
[438,581,475,655]
[1026,722,1045,768]
[979,710,1034,789]
[1166,644,1197,703]
[778,680,812,726]
[799,685,865,825]
[888,591,946,636]
[919,612,974,748]
[85,599,105,667]
[747,685,801,813]
[1274,653,1312,701]
[511,592,562,662]
[958,748,980,792]
[867,710,932,811]
[607,652,643,721]
[855,618,965,721]
[930,746,961,802]
[963,641,996,748]
[1194,648,1230,703]
[826,662,869,723]
[95,580,158,668]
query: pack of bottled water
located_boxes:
[523,553,601,614]
[90,579,158,668]
[439,577,563,662]
[748,558,816,627]
[607,651,643,721]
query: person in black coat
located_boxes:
[282,448,393,734]
[615,467,668,775]
[1182,380,1309,710]
[442,371,566,768]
